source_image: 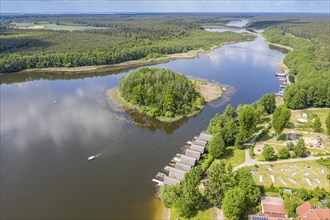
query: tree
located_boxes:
[207,114,222,135]
[160,185,180,208]
[234,131,246,149]
[262,145,277,161]
[234,168,260,206]
[278,146,290,159]
[205,161,235,207]
[208,132,226,159]
[238,105,257,140]
[293,138,307,157]
[283,194,303,217]
[222,187,246,220]
[119,68,202,118]
[296,188,311,201]
[259,93,276,114]
[224,104,237,118]
[221,118,239,146]
[326,111,330,135]
[176,166,203,218]
[313,116,322,132]
[272,105,291,140]
[312,187,326,200]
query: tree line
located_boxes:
[119,68,203,118]
[0,15,254,73]
[248,16,329,109]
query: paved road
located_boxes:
[215,207,226,220]
[233,154,326,171]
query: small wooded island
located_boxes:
[107,68,225,122]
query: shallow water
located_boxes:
[0,29,284,219]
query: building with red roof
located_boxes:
[250,197,290,220]
[296,201,330,220]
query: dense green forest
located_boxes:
[247,16,329,109]
[119,68,203,119]
[0,15,254,73]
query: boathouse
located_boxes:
[185,149,201,160]
[190,144,205,153]
[199,132,212,142]
[152,132,213,186]
[168,167,186,181]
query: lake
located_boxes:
[0,28,284,219]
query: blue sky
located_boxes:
[1,0,329,14]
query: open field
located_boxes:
[290,108,330,132]
[251,160,330,190]
[10,22,105,31]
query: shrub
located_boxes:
[278,146,290,159]
[286,142,294,151]
[262,145,277,161]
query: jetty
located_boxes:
[275,72,286,77]
[152,132,212,186]
[275,72,292,97]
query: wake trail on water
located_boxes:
[93,126,159,158]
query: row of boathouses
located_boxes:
[152,132,212,186]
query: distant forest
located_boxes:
[247,16,329,109]
[0,15,253,73]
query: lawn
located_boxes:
[251,160,330,190]
[170,208,216,220]
[290,108,330,133]
[226,148,246,169]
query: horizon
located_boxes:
[1,0,329,14]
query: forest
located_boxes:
[0,15,254,73]
[247,16,329,109]
[119,68,203,119]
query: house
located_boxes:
[260,196,288,216]
[296,201,330,220]
[250,197,290,220]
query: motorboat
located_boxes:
[88,154,101,161]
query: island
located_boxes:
[107,68,225,122]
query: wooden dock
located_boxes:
[152,132,212,186]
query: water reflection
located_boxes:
[1,28,285,219]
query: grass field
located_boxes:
[226,148,245,169]
[290,108,330,132]
[10,22,105,31]
[170,207,216,220]
[251,160,330,190]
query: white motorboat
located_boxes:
[88,154,101,161]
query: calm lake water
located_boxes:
[0,28,284,219]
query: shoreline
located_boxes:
[10,38,252,76]
[106,79,225,123]
[256,29,293,76]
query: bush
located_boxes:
[278,146,290,159]
[262,145,277,161]
[293,138,307,157]
[286,142,294,151]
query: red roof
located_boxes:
[296,202,313,217]
[263,204,288,215]
[314,209,330,219]
[296,201,330,220]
